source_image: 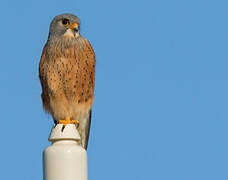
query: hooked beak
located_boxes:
[70,23,79,33]
[64,23,80,38]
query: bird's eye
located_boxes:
[62,19,69,26]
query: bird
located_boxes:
[39,14,95,150]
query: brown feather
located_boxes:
[39,36,95,148]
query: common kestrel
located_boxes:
[39,14,95,149]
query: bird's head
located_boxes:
[48,14,80,40]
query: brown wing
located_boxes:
[39,44,51,114]
[72,39,95,150]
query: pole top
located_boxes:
[49,124,81,142]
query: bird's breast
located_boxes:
[47,38,95,107]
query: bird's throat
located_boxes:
[63,29,80,39]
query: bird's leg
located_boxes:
[59,117,79,132]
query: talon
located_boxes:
[59,117,79,126]
[58,117,79,132]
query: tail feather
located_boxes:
[78,110,92,150]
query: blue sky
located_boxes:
[0,0,228,179]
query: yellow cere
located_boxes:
[70,23,79,29]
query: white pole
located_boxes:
[43,124,88,180]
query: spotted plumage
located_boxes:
[39,14,95,149]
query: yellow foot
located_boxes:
[59,117,79,127]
